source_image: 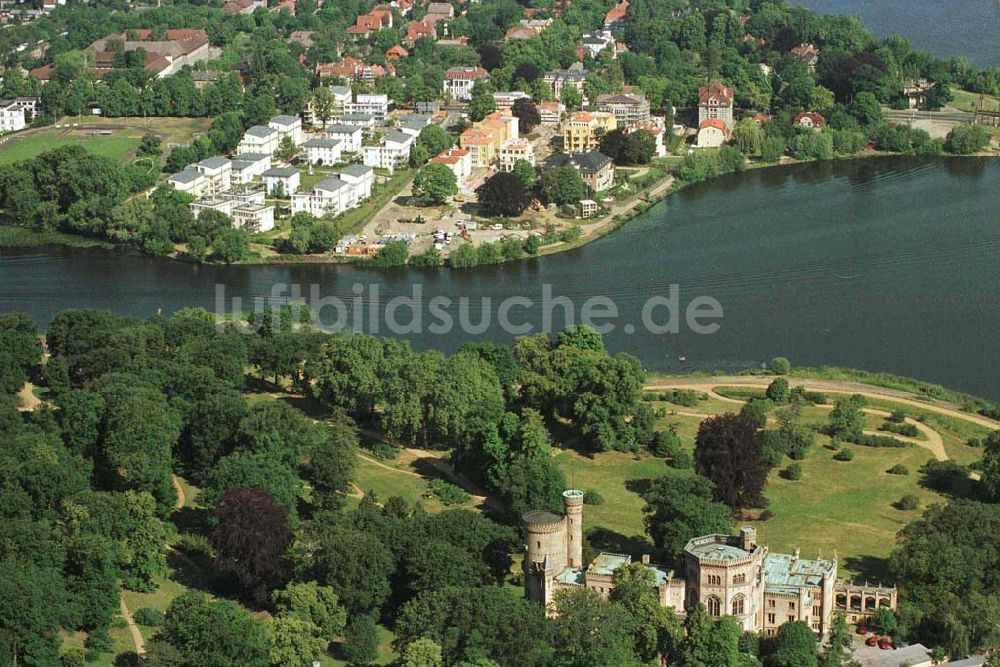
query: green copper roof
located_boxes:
[588,552,630,576]
[555,567,585,585]
[764,553,834,594]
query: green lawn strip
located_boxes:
[0,224,116,249]
[0,134,140,165]
[951,89,999,113]
[328,168,414,236]
[352,454,477,513]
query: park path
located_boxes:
[119,594,146,657]
[171,475,186,510]
[651,378,960,461]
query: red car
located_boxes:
[858,625,869,635]
[866,635,878,647]
[878,637,893,650]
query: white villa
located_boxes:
[237,125,281,155]
[325,125,364,153]
[268,114,305,145]
[192,156,232,196]
[290,164,373,217]
[262,166,301,196]
[344,93,389,121]
[362,129,415,173]
[301,137,344,166]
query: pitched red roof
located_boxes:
[444,66,488,80]
[698,118,729,137]
[699,80,733,106]
[604,0,628,25]
[793,112,826,127]
[386,44,409,58]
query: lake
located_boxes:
[2,157,999,401]
[793,0,1000,68]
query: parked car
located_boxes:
[878,637,892,650]
[865,635,878,647]
[858,625,869,635]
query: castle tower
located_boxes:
[563,489,584,568]
[522,509,569,604]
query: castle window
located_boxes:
[707,596,721,617]
[788,615,795,623]
[789,602,795,611]
[813,606,821,617]
[732,595,745,615]
[733,573,746,585]
[769,599,776,608]
[767,613,775,624]
[707,574,722,586]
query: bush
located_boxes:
[740,399,770,430]
[671,450,693,469]
[887,409,907,423]
[61,648,86,667]
[85,628,112,654]
[649,428,681,458]
[887,464,910,476]
[765,377,791,403]
[881,420,918,437]
[802,391,828,405]
[784,463,803,481]
[134,607,165,627]
[583,489,605,505]
[833,448,855,461]
[966,437,983,448]
[658,389,708,407]
[368,442,399,461]
[944,124,991,154]
[426,479,471,506]
[896,494,919,511]
[856,433,910,448]
[769,357,791,375]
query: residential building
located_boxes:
[230,153,272,184]
[497,139,535,172]
[903,78,931,110]
[290,167,372,217]
[596,93,650,126]
[561,111,617,153]
[578,199,598,218]
[315,57,395,84]
[791,43,820,72]
[189,197,233,219]
[338,164,375,201]
[0,100,26,132]
[238,125,281,155]
[231,203,275,232]
[696,118,729,148]
[346,5,393,38]
[430,148,472,190]
[793,112,826,130]
[493,91,531,112]
[222,0,264,15]
[604,0,628,30]
[192,156,232,196]
[505,25,540,42]
[523,496,898,637]
[443,66,489,101]
[269,114,305,146]
[190,70,228,91]
[577,30,615,60]
[262,166,300,195]
[698,80,734,131]
[425,1,454,23]
[301,137,344,166]
[386,44,409,60]
[344,93,389,122]
[288,30,316,48]
[544,63,588,99]
[302,85,351,127]
[545,150,615,193]
[403,19,436,45]
[459,110,520,168]
[341,113,378,136]
[84,29,212,78]
[362,130,415,172]
[538,101,565,126]
[166,169,207,198]
[325,124,364,152]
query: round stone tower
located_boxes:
[563,489,584,568]
[522,509,568,603]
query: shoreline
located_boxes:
[3,152,996,265]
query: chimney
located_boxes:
[793,547,800,560]
[740,526,757,551]
[642,554,651,565]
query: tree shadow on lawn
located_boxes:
[624,478,654,496]
[841,554,892,585]
[586,527,654,560]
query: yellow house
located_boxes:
[561,111,617,153]
[460,111,520,168]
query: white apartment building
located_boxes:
[443,66,489,101]
[189,197,233,218]
[262,166,301,196]
[362,130,414,173]
[232,203,275,233]
[166,169,208,198]
[301,137,344,166]
[237,125,281,155]
[0,101,27,133]
[325,125,364,153]
[230,153,272,184]
[344,94,389,122]
[497,139,535,172]
[493,91,531,111]
[269,114,305,145]
[192,156,232,196]
[337,164,374,201]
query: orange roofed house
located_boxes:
[604,0,629,30]
[793,112,826,130]
[315,56,395,84]
[696,118,729,148]
[459,110,520,168]
[347,5,393,38]
[404,19,436,45]
[53,29,214,80]
[430,147,472,189]
[443,65,489,101]
[698,79,734,131]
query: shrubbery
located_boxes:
[426,479,472,506]
[833,448,855,461]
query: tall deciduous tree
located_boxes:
[511,98,541,133]
[694,412,771,509]
[413,163,458,204]
[477,172,532,217]
[642,472,733,561]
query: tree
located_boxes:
[621,129,657,165]
[827,395,866,442]
[477,172,531,217]
[820,611,852,667]
[848,92,882,127]
[549,588,638,667]
[671,604,741,667]
[413,163,458,204]
[983,430,1000,501]
[765,378,791,403]
[769,357,791,374]
[561,85,583,110]
[271,581,346,642]
[310,526,394,615]
[213,228,251,264]
[416,125,454,158]
[694,413,771,509]
[369,239,410,267]
[731,119,765,155]
[599,129,629,163]
[511,98,541,133]
[872,607,897,637]
[541,166,587,206]
[268,616,326,667]
[767,621,817,667]
[341,614,379,664]
[642,472,733,561]
[161,591,270,667]
[611,563,682,662]
[136,133,162,159]
[311,87,335,129]
[304,419,358,512]
[512,159,537,190]
[925,82,952,110]
[399,638,444,667]
[944,124,990,154]
[275,135,297,161]
[211,488,292,607]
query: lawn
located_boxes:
[950,88,999,113]
[329,168,414,236]
[353,452,480,513]
[0,116,212,166]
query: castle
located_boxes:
[522,491,897,636]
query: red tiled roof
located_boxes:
[699,80,733,106]
[404,19,436,42]
[793,112,826,127]
[444,66,488,80]
[386,44,409,58]
[698,118,729,137]
[604,0,628,24]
